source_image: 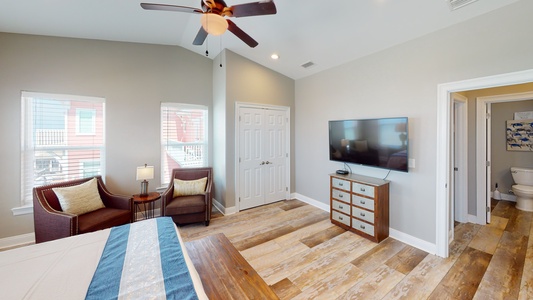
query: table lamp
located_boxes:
[136,164,154,196]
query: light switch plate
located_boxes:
[408,158,415,169]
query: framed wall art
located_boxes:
[507,119,533,151]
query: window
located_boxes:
[161,103,208,185]
[20,92,105,207]
[76,108,96,135]
[81,160,101,178]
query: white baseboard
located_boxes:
[3,195,438,254]
[291,193,329,212]
[212,198,237,215]
[492,192,516,202]
[389,228,437,255]
[217,194,329,215]
[501,193,517,202]
[214,194,328,215]
[0,232,35,250]
[292,193,437,255]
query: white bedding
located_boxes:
[0,219,207,300]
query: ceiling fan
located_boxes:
[140,0,277,48]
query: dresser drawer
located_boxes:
[330,173,389,243]
[352,218,375,237]
[352,182,375,198]
[332,200,351,215]
[332,178,350,192]
[352,207,374,224]
[352,194,375,211]
[332,189,350,202]
[332,211,350,227]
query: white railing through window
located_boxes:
[183,144,203,164]
[165,143,204,167]
[35,129,67,146]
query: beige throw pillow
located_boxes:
[173,177,207,198]
[53,178,105,215]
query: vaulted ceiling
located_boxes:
[0,0,522,79]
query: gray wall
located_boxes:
[0,33,212,238]
[213,50,295,209]
[0,33,295,240]
[294,0,533,244]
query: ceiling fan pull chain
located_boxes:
[205,33,209,57]
[219,35,223,67]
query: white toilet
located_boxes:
[511,167,533,212]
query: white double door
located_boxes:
[238,105,289,210]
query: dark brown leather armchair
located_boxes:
[161,167,213,226]
[33,176,133,243]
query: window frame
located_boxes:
[18,91,106,211]
[160,102,208,186]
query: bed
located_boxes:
[0,217,208,299]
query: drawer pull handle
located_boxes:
[360,200,366,205]
[360,188,365,192]
[360,212,365,217]
[339,205,343,209]
[339,183,344,186]
[339,194,343,198]
[360,225,365,229]
[339,216,343,220]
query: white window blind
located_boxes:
[161,103,208,185]
[21,92,105,207]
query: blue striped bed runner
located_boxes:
[85,217,199,300]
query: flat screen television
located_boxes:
[329,117,408,172]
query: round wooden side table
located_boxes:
[132,192,161,220]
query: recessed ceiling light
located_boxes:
[271,53,279,60]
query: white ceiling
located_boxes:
[0,0,522,79]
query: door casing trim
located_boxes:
[235,102,291,212]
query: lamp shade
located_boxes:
[201,13,228,36]
[136,165,154,181]
[395,123,407,132]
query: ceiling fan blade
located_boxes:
[230,1,277,18]
[193,26,209,45]
[227,20,258,48]
[140,3,203,14]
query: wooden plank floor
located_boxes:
[179,199,533,299]
[185,233,279,299]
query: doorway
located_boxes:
[476,91,533,225]
[235,103,291,211]
[436,69,533,258]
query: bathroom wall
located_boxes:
[492,99,533,196]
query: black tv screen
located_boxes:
[329,117,408,172]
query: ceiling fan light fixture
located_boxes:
[201,13,228,36]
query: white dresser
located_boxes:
[330,173,390,243]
